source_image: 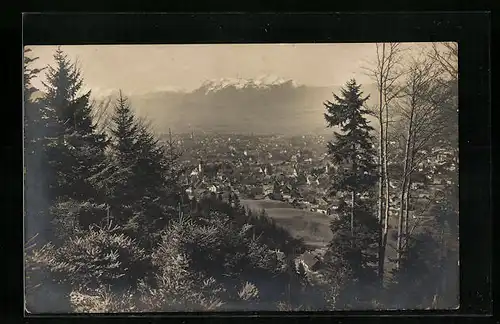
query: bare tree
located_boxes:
[91,95,114,135]
[393,56,447,269]
[364,43,405,280]
[429,42,459,164]
[429,42,458,83]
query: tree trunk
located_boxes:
[397,104,414,269]
[351,190,355,248]
[377,43,387,281]
[404,137,416,242]
[404,179,411,240]
[383,92,391,242]
[396,178,407,270]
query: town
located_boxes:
[164,132,454,222]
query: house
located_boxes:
[185,187,194,200]
[319,197,329,206]
[250,186,263,196]
[290,198,301,207]
[309,204,319,212]
[190,167,200,177]
[305,174,320,186]
[194,188,208,199]
[265,192,283,201]
[295,252,324,273]
[262,184,275,196]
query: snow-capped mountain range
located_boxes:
[197,75,301,94]
[91,76,378,135]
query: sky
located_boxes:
[26,43,435,96]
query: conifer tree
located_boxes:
[107,91,181,248]
[24,48,49,241]
[322,79,380,308]
[41,47,108,206]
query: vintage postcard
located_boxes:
[24,43,459,313]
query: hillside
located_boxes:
[241,199,333,249]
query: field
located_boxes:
[241,199,333,249]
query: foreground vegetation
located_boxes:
[24,43,458,312]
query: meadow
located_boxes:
[241,199,333,249]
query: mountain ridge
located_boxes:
[35,77,381,136]
[125,79,379,136]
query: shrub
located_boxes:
[50,199,108,243]
[142,214,226,311]
[69,285,137,313]
[150,212,296,310]
[138,252,225,312]
[31,223,150,291]
[25,234,73,313]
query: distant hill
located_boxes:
[120,77,380,136]
[90,77,381,136]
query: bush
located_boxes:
[31,223,151,292]
[150,212,299,310]
[387,229,443,309]
[138,252,225,312]
[25,234,73,313]
[50,199,108,243]
[141,214,226,311]
[69,285,137,313]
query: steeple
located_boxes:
[198,159,204,173]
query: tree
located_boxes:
[364,43,405,281]
[24,48,44,101]
[41,47,108,208]
[428,42,458,172]
[323,79,380,308]
[429,42,458,83]
[24,48,50,242]
[392,55,449,269]
[106,91,182,248]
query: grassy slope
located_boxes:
[241,199,402,279]
[241,199,333,249]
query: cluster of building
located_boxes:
[172,132,457,221]
[174,133,342,215]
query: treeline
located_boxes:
[319,43,458,309]
[24,43,458,312]
[24,47,313,312]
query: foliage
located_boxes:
[41,47,108,204]
[69,285,137,313]
[49,199,109,243]
[323,79,380,308]
[24,48,52,243]
[30,223,150,291]
[105,91,182,249]
[387,229,443,309]
[24,45,459,312]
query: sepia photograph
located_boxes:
[24,43,459,313]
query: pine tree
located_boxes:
[322,79,380,309]
[24,48,50,242]
[107,91,181,248]
[41,47,108,206]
